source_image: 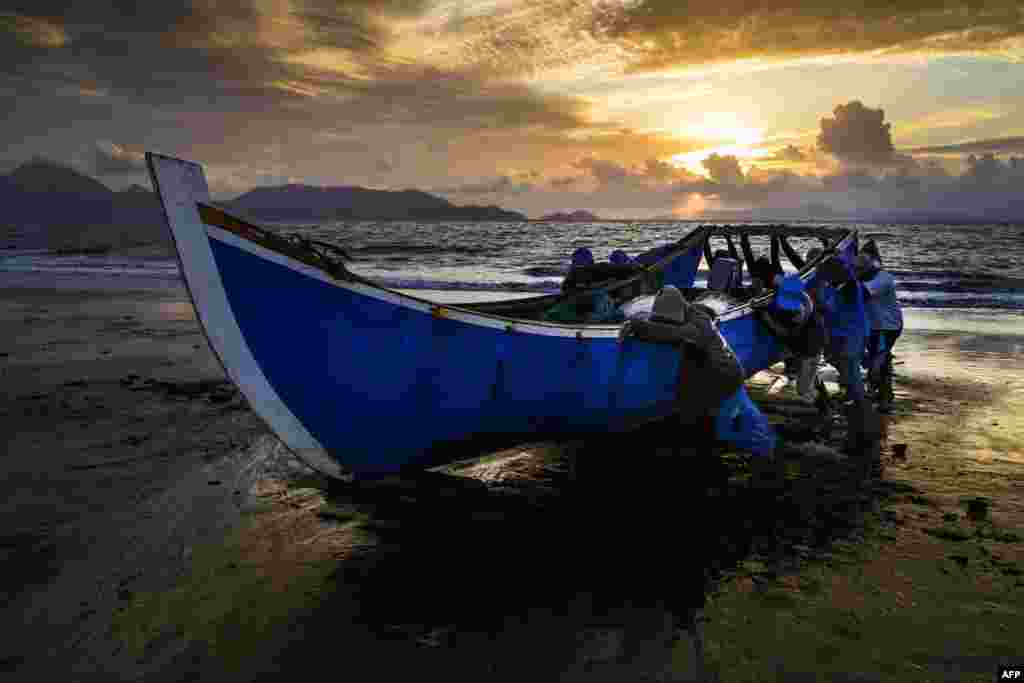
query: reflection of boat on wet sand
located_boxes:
[147,153,857,480]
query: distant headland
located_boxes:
[536,210,602,222]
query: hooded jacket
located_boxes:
[623,305,745,417]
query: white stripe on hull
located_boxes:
[147,154,345,479]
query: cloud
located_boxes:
[368,0,1024,80]
[486,149,1024,219]
[908,136,1024,155]
[433,175,535,196]
[548,175,582,189]
[0,2,622,187]
[701,153,745,186]
[88,140,145,175]
[569,156,701,189]
[817,100,896,165]
[572,157,629,185]
[767,145,806,162]
[598,0,1024,73]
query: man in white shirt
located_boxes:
[858,241,903,412]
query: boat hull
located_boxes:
[147,153,856,479]
[208,231,696,474]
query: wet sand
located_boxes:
[1,284,1022,682]
[0,285,274,680]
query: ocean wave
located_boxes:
[891,270,1024,293]
[898,293,1024,310]
[352,243,501,256]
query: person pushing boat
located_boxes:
[857,241,903,412]
[758,272,827,406]
[740,233,784,295]
[618,286,777,462]
[817,255,868,405]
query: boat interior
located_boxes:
[457,225,852,323]
[199,202,852,325]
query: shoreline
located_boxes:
[1,283,1022,681]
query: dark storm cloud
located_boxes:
[908,136,1024,155]
[0,2,605,180]
[817,101,896,165]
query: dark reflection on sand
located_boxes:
[211,422,888,683]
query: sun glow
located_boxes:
[674,192,707,218]
[669,113,771,177]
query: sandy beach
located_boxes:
[1,278,1022,682]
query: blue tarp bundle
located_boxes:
[715,387,777,458]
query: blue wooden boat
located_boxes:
[147,153,857,480]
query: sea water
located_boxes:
[3,221,1023,313]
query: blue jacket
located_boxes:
[818,279,868,354]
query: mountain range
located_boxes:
[0,159,526,253]
[229,183,525,222]
[0,159,170,252]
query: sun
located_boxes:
[669,113,771,177]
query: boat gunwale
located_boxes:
[195,202,709,332]
[196,199,856,332]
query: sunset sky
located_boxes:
[3,1,1024,218]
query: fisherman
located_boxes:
[707,248,743,295]
[738,233,785,297]
[564,246,595,287]
[618,285,779,649]
[857,240,903,413]
[817,255,868,405]
[619,286,777,462]
[608,249,633,265]
[814,252,888,461]
[546,247,627,323]
[800,247,829,397]
[759,273,826,406]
